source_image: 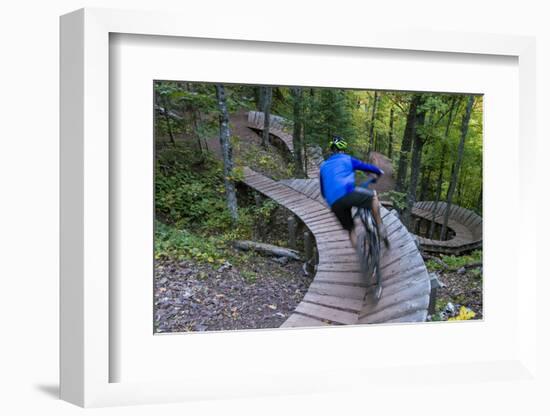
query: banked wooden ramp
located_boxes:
[411,201,483,255]
[242,167,431,327]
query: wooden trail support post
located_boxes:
[428,273,444,316]
[253,191,263,239]
[303,231,315,275]
[287,215,297,249]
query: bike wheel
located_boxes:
[367,222,383,301]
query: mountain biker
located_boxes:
[319,136,389,249]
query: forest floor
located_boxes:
[424,251,483,321]
[154,110,310,332]
[155,247,311,333]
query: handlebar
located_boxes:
[358,171,383,189]
[359,176,378,189]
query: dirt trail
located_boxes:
[205,110,261,157]
[368,151,396,198]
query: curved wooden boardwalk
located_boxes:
[247,111,323,178]
[242,167,431,327]
[412,201,483,255]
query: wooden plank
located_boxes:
[380,243,421,270]
[305,213,337,225]
[360,280,430,318]
[466,213,483,228]
[246,181,281,193]
[314,270,365,285]
[380,264,427,286]
[243,177,277,189]
[305,214,337,226]
[317,250,356,264]
[385,310,427,323]
[311,225,345,235]
[262,188,298,200]
[296,207,329,220]
[309,188,322,201]
[376,273,430,300]
[316,262,363,272]
[462,210,477,227]
[281,313,329,328]
[315,240,355,250]
[456,207,470,223]
[303,292,363,312]
[317,253,361,263]
[304,180,320,197]
[283,199,316,213]
[307,224,341,236]
[308,282,366,300]
[380,244,422,271]
[295,302,357,325]
[314,233,350,243]
[284,197,319,210]
[359,294,430,324]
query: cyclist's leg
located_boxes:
[346,188,389,247]
[370,191,389,246]
[330,197,355,247]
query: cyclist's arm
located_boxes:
[351,157,383,176]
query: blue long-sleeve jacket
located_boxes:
[319,153,383,207]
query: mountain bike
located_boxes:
[354,176,383,301]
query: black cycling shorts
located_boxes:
[331,188,375,232]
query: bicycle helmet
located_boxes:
[329,135,348,151]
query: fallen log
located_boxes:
[233,240,302,261]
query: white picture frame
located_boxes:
[60,7,539,408]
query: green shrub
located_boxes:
[155,221,227,263]
[426,250,482,272]
[155,146,231,232]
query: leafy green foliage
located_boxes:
[155,142,289,264]
[387,191,407,211]
[155,146,230,231]
[155,221,227,264]
[425,250,482,272]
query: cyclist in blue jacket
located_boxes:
[320,136,389,248]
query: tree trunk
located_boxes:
[457,172,465,206]
[429,154,446,239]
[419,164,432,201]
[255,86,263,111]
[441,95,474,239]
[396,94,421,193]
[191,109,203,153]
[368,91,379,152]
[262,86,272,149]
[476,185,483,214]
[388,106,394,159]
[402,99,427,228]
[215,84,238,223]
[429,97,457,238]
[291,87,305,177]
[156,92,176,146]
